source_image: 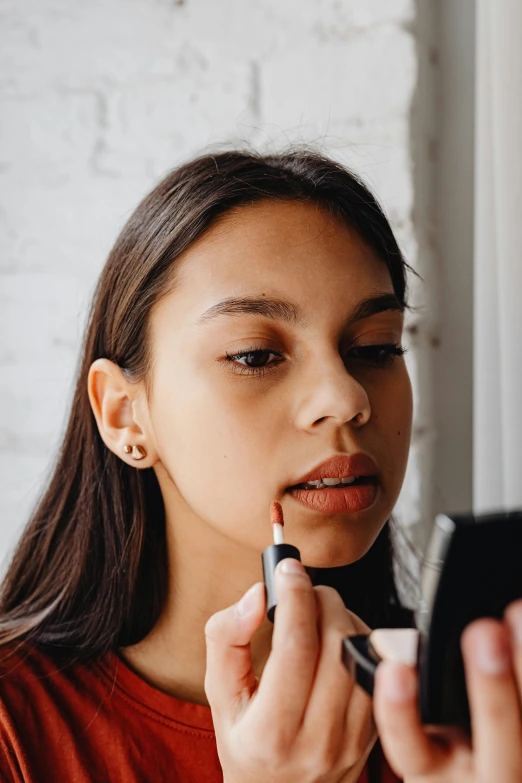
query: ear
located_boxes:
[87,358,158,468]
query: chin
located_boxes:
[299,532,376,570]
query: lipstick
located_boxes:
[286,454,379,514]
[262,501,302,622]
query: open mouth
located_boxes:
[288,476,378,491]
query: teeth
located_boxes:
[297,476,360,489]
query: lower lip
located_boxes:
[288,483,378,514]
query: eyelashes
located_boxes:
[222,347,285,377]
[347,344,407,368]
[222,343,407,376]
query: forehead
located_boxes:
[161,200,394,322]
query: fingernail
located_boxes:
[379,661,416,703]
[279,558,305,575]
[236,583,260,617]
[471,628,510,674]
[505,603,522,647]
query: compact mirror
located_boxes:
[342,509,522,732]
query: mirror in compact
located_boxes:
[342,509,522,733]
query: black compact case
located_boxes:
[342,508,522,732]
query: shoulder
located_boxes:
[0,642,114,719]
[0,643,53,706]
[0,644,115,782]
[0,642,60,677]
[0,642,116,724]
[0,643,85,702]
[0,644,66,782]
[0,643,89,726]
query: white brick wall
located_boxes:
[0,0,429,570]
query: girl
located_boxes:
[0,149,520,783]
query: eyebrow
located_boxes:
[196,292,404,326]
[197,296,304,325]
[349,292,404,323]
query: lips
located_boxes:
[286,453,379,514]
[288,453,379,486]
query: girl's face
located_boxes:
[147,200,412,567]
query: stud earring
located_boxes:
[123,445,146,460]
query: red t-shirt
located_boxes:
[0,645,399,782]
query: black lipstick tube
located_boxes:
[262,543,302,622]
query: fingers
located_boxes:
[302,587,370,758]
[252,559,319,738]
[342,658,376,770]
[461,618,522,778]
[373,660,447,778]
[505,599,522,696]
[375,616,522,781]
[204,581,266,722]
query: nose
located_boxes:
[293,350,372,432]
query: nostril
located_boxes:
[351,409,369,425]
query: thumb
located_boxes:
[204,581,266,723]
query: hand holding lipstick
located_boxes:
[204,559,375,783]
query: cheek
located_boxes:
[372,367,413,475]
[150,368,284,542]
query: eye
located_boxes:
[346,343,406,368]
[223,347,284,375]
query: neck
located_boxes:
[121,492,274,706]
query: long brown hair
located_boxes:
[0,148,413,658]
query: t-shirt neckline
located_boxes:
[96,651,216,734]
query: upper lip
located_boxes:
[288,453,379,487]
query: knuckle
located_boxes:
[302,754,339,781]
[203,672,214,702]
[305,736,342,773]
[300,747,350,783]
[314,584,343,603]
[464,616,500,639]
[203,670,222,709]
[280,575,313,598]
[345,608,370,635]
[276,629,318,658]
[313,586,369,636]
[480,693,513,724]
[204,614,218,639]
[505,598,522,622]
[268,736,292,761]
[314,586,347,622]
[204,609,226,641]
[259,726,295,761]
